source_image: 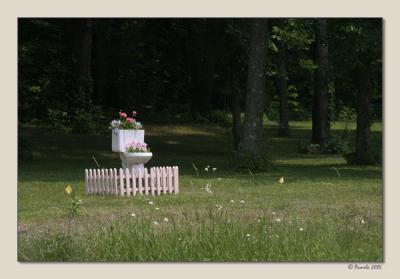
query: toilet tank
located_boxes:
[112,129,145,152]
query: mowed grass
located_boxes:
[18,121,383,262]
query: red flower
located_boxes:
[119,112,127,118]
[126,117,135,123]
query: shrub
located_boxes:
[232,152,272,172]
[46,108,71,134]
[298,141,321,154]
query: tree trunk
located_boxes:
[238,19,268,156]
[277,40,289,136]
[230,87,241,151]
[311,19,330,145]
[355,66,375,164]
[66,19,93,108]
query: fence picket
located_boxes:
[113,168,117,195]
[105,169,109,195]
[131,169,137,196]
[125,168,131,196]
[119,168,124,196]
[88,169,92,194]
[150,168,155,195]
[157,167,162,195]
[167,167,172,193]
[173,166,179,193]
[144,168,149,195]
[137,170,143,194]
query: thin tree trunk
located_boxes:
[230,88,241,151]
[355,66,375,164]
[238,19,268,156]
[277,40,289,136]
[311,19,330,145]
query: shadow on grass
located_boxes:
[18,123,382,182]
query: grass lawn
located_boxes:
[18,121,383,262]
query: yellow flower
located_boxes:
[278,177,284,184]
[64,185,73,194]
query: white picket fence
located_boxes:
[85,166,179,196]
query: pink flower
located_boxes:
[126,117,135,123]
[119,112,127,118]
[132,111,137,116]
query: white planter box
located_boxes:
[112,129,145,152]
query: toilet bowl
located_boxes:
[112,129,152,172]
[120,152,153,173]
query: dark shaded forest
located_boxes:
[18,18,382,164]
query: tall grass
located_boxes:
[18,204,382,262]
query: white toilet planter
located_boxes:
[85,124,179,197]
[111,129,152,172]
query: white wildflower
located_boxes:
[276,218,281,223]
[163,217,169,222]
[272,212,276,215]
[257,219,261,223]
[217,178,222,181]
[361,219,366,224]
[155,207,160,210]
[299,228,304,231]
[153,221,159,225]
[205,167,209,171]
[212,168,217,171]
[240,200,245,204]
[131,213,136,217]
[148,201,154,205]
[288,221,292,224]
[230,199,234,203]
[246,233,251,237]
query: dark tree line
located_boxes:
[18,18,382,164]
